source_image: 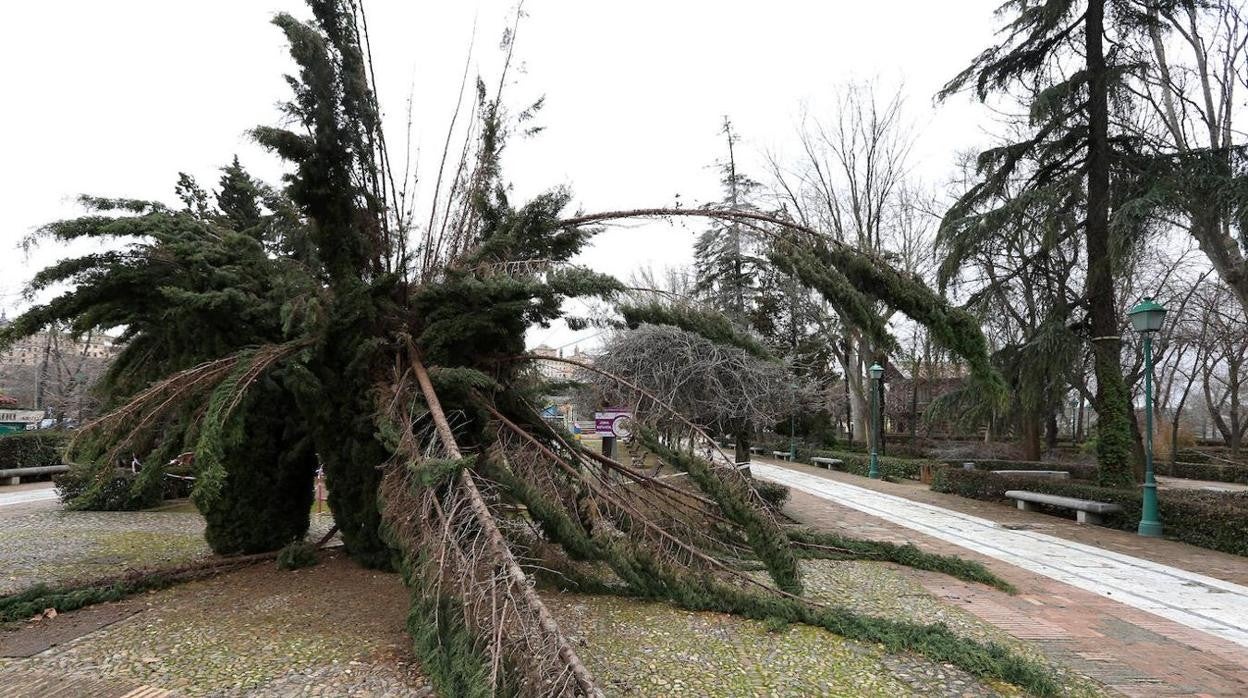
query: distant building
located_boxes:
[531,344,594,381]
[0,313,120,416]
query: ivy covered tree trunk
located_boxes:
[1085,0,1137,487]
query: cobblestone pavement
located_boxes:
[1,554,1092,697]
[0,508,210,595]
[0,501,336,595]
[0,552,429,697]
[555,558,1101,697]
[0,544,1102,695]
[760,459,1248,696]
[0,487,1102,696]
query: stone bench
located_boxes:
[810,457,844,469]
[0,464,70,486]
[991,470,1070,479]
[749,446,765,454]
[1005,490,1121,525]
[771,450,791,461]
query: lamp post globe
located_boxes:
[1128,297,1167,334]
[868,363,884,479]
[1130,297,1166,538]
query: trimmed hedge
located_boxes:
[931,466,1248,557]
[1157,460,1248,485]
[941,459,1098,480]
[0,431,66,469]
[793,447,929,481]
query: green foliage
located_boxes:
[1091,371,1136,487]
[55,463,162,511]
[752,480,790,511]
[692,119,768,323]
[932,466,1248,557]
[0,577,176,625]
[197,379,318,555]
[639,429,803,595]
[411,456,475,488]
[618,300,775,360]
[276,541,320,570]
[769,238,1007,408]
[0,432,66,468]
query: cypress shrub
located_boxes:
[197,380,319,555]
[931,466,1248,557]
[0,431,66,468]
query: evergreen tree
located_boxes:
[939,0,1155,485]
[2,3,1038,694]
[693,118,767,323]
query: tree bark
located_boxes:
[1085,0,1139,486]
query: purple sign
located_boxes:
[593,408,631,437]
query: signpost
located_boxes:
[594,407,631,459]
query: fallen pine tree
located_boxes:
[0,2,1048,695]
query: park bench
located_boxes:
[749,446,765,455]
[0,464,70,486]
[1004,490,1121,525]
[810,457,843,469]
[991,470,1070,479]
[771,450,791,461]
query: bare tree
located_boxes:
[592,324,811,463]
[1195,282,1248,453]
[767,82,934,443]
[1130,1,1248,315]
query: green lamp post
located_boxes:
[868,363,884,479]
[1129,297,1167,537]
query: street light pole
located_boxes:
[1129,297,1166,538]
[1138,330,1162,537]
[868,363,883,479]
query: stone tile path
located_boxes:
[752,461,1248,648]
[755,460,1248,696]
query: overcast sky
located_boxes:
[0,0,1003,348]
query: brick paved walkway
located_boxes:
[757,460,1248,697]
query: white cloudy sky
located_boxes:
[0,0,1003,348]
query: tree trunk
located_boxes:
[734,429,751,465]
[1085,0,1139,487]
[1075,393,1085,444]
[1021,415,1042,461]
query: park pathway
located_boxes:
[0,483,58,508]
[754,460,1248,696]
[753,461,1248,647]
